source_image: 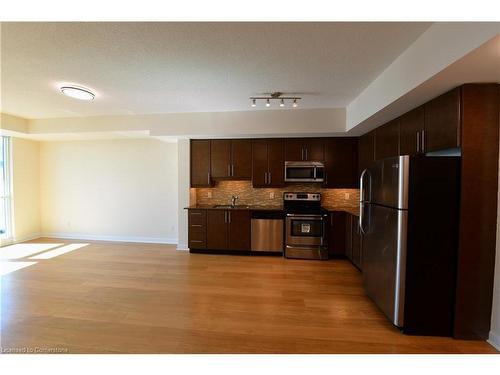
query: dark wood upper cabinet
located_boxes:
[324,138,358,188]
[231,139,252,179]
[285,138,324,161]
[304,138,325,161]
[210,139,231,178]
[400,106,425,156]
[190,140,211,187]
[252,139,284,187]
[228,210,251,251]
[267,139,285,187]
[375,119,400,160]
[285,139,304,161]
[424,87,461,152]
[358,131,375,176]
[210,139,252,179]
[206,210,228,250]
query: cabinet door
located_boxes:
[252,139,268,187]
[375,119,400,160]
[267,139,285,187]
[285,139,304,161]
[190,140,211,187]
[228,210,251,251]
[328,211,346,257]
[206,210,228,250]
[400,106,425,156]
[304,138,324,161]
[324,138,358,188]
[210,140,231,178]
[345,214,353,261]
[424,87,461,152]
[231,139,252,179]
[358,131,375,177]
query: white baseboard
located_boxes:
[176,243,189,251]
[1,232,42,247]
[488,331,500,351]
[41,232,178,245]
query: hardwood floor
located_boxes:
[0,238,497,354]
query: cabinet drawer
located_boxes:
[188,239,206,249]
[189,225,206,241]
[188,210,206,225]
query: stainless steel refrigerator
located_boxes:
[360,155,461,336]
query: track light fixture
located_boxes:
[250,92,301,108]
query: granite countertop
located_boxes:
[185,205,284,211]
[323,206,360,216]
[186,204,359,215]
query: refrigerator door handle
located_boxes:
[359,203,365,234]
[360,168,371,202]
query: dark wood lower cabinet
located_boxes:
[206,210,228,250]
[188,209,207,249]
[227,210,251,251]
[194,209,250,252]
[328,211,346,257]
[345,213,362,270]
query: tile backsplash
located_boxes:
[192,180,359,208]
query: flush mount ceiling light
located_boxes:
[250,92,301,108]
[60,85,95,101]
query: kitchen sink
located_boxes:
[214,204,250,209]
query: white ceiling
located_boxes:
[1,22,431,119]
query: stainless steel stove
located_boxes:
[283,192,328,260]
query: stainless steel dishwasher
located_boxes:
[251,211,284,253]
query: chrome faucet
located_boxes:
[231,195,239,207]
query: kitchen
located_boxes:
[187,83,499,340]
[1,19,500,366]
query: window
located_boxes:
[0,136,12,241]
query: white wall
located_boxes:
[490,141,500,351]
[346,22,499,131]
[11,137,41,242]
[39,139,179,243]
[176,139,190,250]
[28,108,347,138]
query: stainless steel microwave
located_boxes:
[284,161,325,182]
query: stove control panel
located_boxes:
[284,192,321,201]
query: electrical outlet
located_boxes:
[207,191,212,198]
[344,192,350,200]
[269,192,275,199]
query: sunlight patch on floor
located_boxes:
[30,243,89,259]
[0,243,63,260]
[0,261,37,276]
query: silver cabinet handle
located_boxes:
[264,172,267,184]
[228,211,231,223]
[227,164,231,176]
[207,172,211,185]
[416,130,420,153]
[301,148,304,161]
[421,129,425,153]
[190,224,203,227]
[305,148,308,161]
[231,164,234,176]
[190,240,203,243]
[190,212,202,215]
[224,211,227,223]
[268,172,271,184]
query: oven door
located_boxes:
[286,214,325,246]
